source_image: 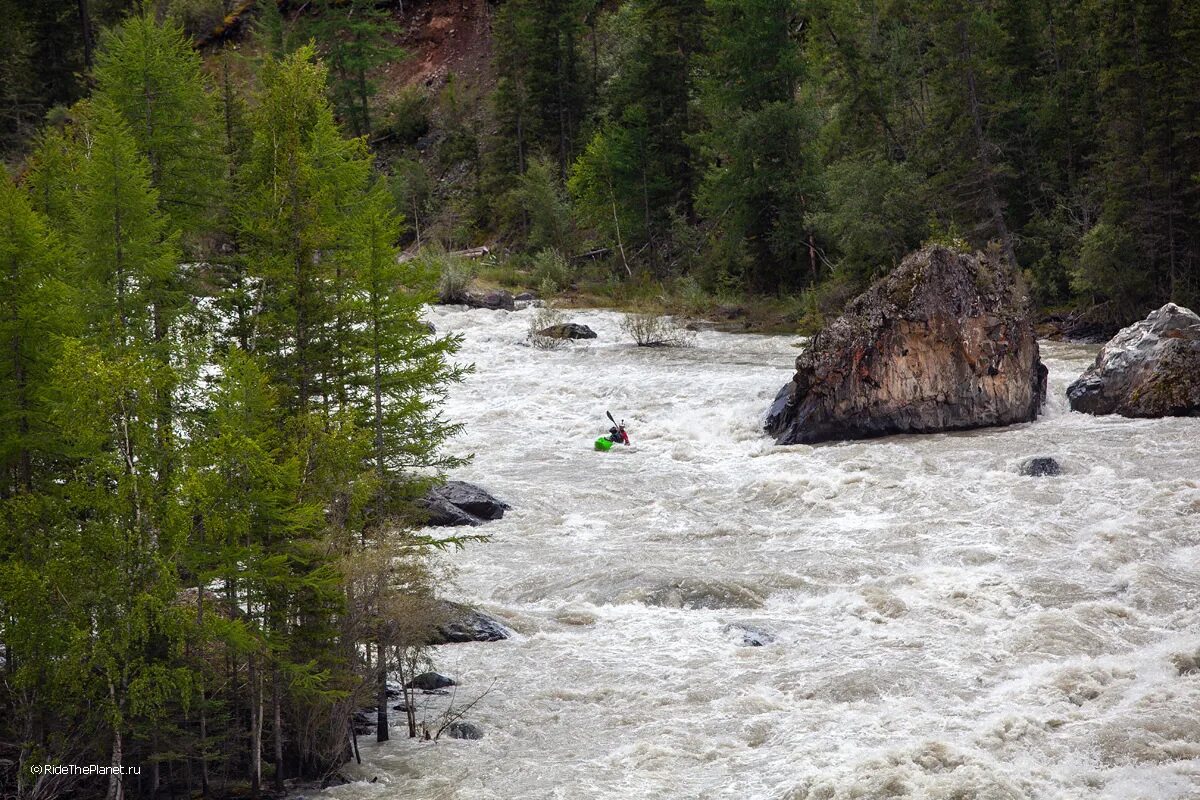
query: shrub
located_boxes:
[531,248,572,294]
[527,306,567,350]
[620,310,695,347]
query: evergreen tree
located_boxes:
[301,0,403,137]
[696,0,820,291]
[92,13,223,241]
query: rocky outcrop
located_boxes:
[766,246,1047,445]
[1066,303,1200,418]
[536,322,597,340]
[421,480,509,526]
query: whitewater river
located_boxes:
[318,306,1200,800]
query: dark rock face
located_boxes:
[1020,457,1061,477]
[427,601,511,645]
[765,381,795,433]
[536,322,597,340]
[422,480,509,527]
[406,672,456,691]
[514,291,537,302]
[446,721,484,740]
[464,290,515,311]
[766,246,1047,445]
[1066,303,1200,418]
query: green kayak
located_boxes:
[594,437,615,451]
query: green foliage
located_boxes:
[808,156,928,286]
[532,248,573,294]
[300,0,404,137]
[92,13,222,239]
[516,157,574,252]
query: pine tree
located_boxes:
[300,0,403,137]
[92,13,222,240]
[697,0,820,291]
[238,46,371,413]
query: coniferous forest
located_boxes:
[1,0,1199,798]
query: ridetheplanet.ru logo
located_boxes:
[29,764,141,776]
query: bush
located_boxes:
[620,310,695,347]
[527,306,567,350]
[531,248,572,294]
[379,87,431,145]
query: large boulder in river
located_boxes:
[766,245,1047,444]
[1066,303,1200,418]
[421,480,509,527]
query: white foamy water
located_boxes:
[316,306,1200,800]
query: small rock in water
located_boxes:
[406,672,456,691]
[446,721,484,740]
[536,322,597,340]
[428,601,511,644]
[514,291,537,302]
[1020,457,1062,477]
[724,623,775,647]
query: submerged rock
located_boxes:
[1066,303,1200,418]
[427,601,511,645]
[422,480,509,527]
[766,245,1046,444]
[446,721,484,740]
[723,623,775,647]
[536,322,597,340]
[406,672,456,691]
[1020,457,1061,477]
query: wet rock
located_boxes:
[1171,650,1200,676]
[406,672,456,691]
[1020,457,1061,477]
[446,721,484,740]
[1066,303,1200,418]
[421,480,509,527]
[392,703,411,712]
[536,322,597,340]
[423,321,437,335]
[427,601,511,644]
[352,711,375,734]
[723,623,775,647]
[766,245,1046,444]
[514,291,537,302]
[464,289,515,311]
[765,381,794,432]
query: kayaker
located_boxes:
[608,421,630,445]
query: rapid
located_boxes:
[316,305,1200,800]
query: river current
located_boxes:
[317,305,1200,800]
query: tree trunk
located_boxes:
[272,667,284,792]
[106,680,124,800]
[249,657,262,796]
[376,641,389,742]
